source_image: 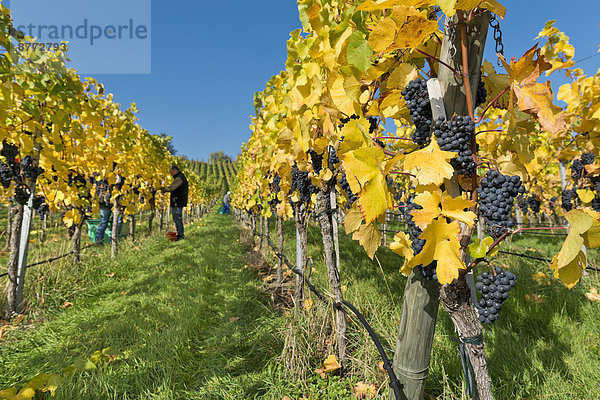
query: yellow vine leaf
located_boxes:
[321,354,342,373]
[356,0,430,12]
[390,232,414,275]
[390,232,413,259]
[576,189,595,203]
[344,206,364,234]
[467,236,495,259]
[358,173,392,223]
[411,190,443,229]
[551,251,585,289]
[582,209,600,248]
[550,209,597,288]
[367,17,396,53]
[434,240,465,284]
[440,193,476,227]
[501,45,567,135]
[386,63,420,90]
[352,220,382,259]
[403,140,455,186]
[388,6,439,51]
[407,219,464,284]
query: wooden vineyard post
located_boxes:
[166,205,171,231]
[390,11,491,400]
[40,213,47,243]
[277,215,284,284]
[294,203,307,304]
[316,187,347,363]
[15,136,42,315]
[264,216,270,256]
[4,200,12,251]
[330,189,340,274]
[129,214,135,242]
[72,213,85,264]
[5,202,24,319]
[436,11,492,399]
[15,196,33,314]
[111,197,121,258]
[389,273,440,400]
[159,208,164,232]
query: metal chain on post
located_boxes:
[489,15,504,65]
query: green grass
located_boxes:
[0,209,599,399]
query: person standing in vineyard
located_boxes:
[223,191,230,214]
[94,177,123,244]
[160,165,188,241]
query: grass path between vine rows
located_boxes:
[0,212,286,399]
[2,210,600,399]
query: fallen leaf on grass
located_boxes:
[532,271,550,286]
[585,287,600,302]
[378,361,385,372]
[61,301,73,309]
[353,381,378,399]
[304,299,314,310]
[120,292,128,295]
[281,397,291,400]
[104,272,115,277]
[525,293,543,304]
[229,317,240,322]
[322,354,341,373]
[12,314,25,325]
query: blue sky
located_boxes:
[26,1,600,161]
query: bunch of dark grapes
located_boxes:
[291,164,316,204]
[32,195,45,210]
[477,171,524,238]
[475,79,487,108]
[21,155,44,180]
[561,188,579,211]
[0,162,13,188]
[401,79,432,146]
[386,176,404,204]
[309,150,323,174]
[367,116,378,134]
[433,115,477,175]
[13,184,30,204]
[517,195,528,214]
[571,158,584,181]
[475,266,516,324]
[581,152,595,165]
[327,146,340,170]
[403,200,437,280]
[0,141,19,162]
[527,195,541,214]
[37,203,49,218]
[338,173,357,205]
[592,197,600,212]
[338,114,360,129]
[592,176,600,193]
[269,175,281,207]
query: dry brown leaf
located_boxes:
[61,301,73,309]
[229,317,240,322]
[304,298,314,310]
[104,272,115,277]
[585,287,600,302]
[525,293,543,304]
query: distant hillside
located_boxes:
[183,155,238,192]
